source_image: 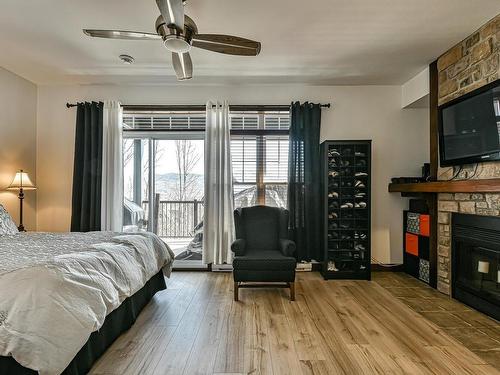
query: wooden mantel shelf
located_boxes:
[388,178,500,193]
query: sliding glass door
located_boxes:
[123,124,205,268]
[153,138,204,264]
[122,108,289,269]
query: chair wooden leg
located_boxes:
[289,282,295,301]
[234,282,239,301]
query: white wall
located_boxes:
[401,67,430,109]
[36,84,429,264]
[0,67,37,230]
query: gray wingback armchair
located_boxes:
[231,205,297,301]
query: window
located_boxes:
[123,112,206,131]
[122,107,289,267]
[230,111,290,208]
[122,108,291,237]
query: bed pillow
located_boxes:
[0,204,18,235]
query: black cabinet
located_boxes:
[320,140,372,280]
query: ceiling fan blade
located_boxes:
[83,29,161,40]
[172,52,192,80]
[156,0,184,32]
[192,34,261,56]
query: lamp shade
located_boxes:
[7,170,36,190]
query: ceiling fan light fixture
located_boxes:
[163,34,191,53]
[84,0,261,80]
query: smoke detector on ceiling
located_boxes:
[119,54,135,64]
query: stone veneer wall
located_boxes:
[438,14,499,106]
[436,14,500,295]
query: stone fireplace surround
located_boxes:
[438,192,500,295]
[436,14,500,295]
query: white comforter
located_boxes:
[0,231,174,375]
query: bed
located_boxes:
[0,228,175,375]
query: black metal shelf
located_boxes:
[321,140,372,280]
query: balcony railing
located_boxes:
[142,198,204,238]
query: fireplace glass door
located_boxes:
[452,212,500,320]
[455,243,499,305]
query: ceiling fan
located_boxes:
[83,0,261,81]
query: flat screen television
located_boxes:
[438,79,500,167]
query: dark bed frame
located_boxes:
[0,271,166,374]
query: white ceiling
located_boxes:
[1,0,499,86]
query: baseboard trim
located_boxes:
[173,263,404,273]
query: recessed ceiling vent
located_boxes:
[119,54,135,64]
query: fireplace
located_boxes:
[452,213,500,321]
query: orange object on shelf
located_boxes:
[405,233,419,256]
[420,215,430,237]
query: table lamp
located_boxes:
[7,170,36,231]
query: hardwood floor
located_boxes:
[373,272,500,370]
[90,272,500,375]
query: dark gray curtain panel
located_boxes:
[287,102,322,261]
[71,102,103,232]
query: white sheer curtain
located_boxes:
[203,100,235,265]
[101,100,124,231]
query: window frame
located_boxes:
[230,110,290,206]
[122,107,290,208]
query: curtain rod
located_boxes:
[65,103,331,110]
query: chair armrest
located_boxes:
[279,239,296,257]
[231,238,246,256]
